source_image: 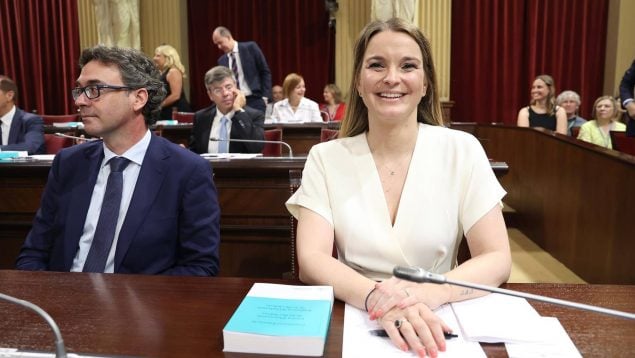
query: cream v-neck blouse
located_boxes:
[286,123,506,280]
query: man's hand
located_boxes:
[232,89,247,112]
[626,101,635,118]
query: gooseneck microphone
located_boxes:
[54,132,99,142]
[210,137,293,157]
[393,266,635,320]
[0,292,67,357]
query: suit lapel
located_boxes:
[8,109,24,144]
[114,135,169,270]
[199,107,216,152]
[63,143,103,269]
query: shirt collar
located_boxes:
[102,129,151,168]
[0,105,16,125]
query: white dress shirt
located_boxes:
[71,130,151,273]
[207,109,235,153]
[230,42,252,96]
[0,105,16,146]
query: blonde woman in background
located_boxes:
[517,74,567,135]
[320,83,347,121]
[577,96,626,149]
[153,44,191,121]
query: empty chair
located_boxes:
[172,111,195,123]
[44,133,73,154]
[262,129,282,156]
[610,131,635,156]
[320,128,339,142]
[41,114,80,125]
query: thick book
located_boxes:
[223,283,334,356]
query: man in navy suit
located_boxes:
[189,66,264,154]
[619,59,635,137]
[0,76,46,154]
[212,26,272,113]
[16,46,220,276]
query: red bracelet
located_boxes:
[364,287,376,312]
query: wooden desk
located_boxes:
[0,158,507,278]
[0,158,304,278]
[0,270,633,357]
[454,124,635,284]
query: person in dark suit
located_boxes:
[212,26,272,113]
[619,59,635,137]
[189,66,264,154]
[15,46,220,276]
[0,76,46,154]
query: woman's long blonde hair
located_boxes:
[155,44,187,77]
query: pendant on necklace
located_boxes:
[390,171,395,175]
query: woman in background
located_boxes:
[556,90,586,136]
[271,73,322,123]
[153,44,191,121]
[517,75,567,135]
[577,96,626,149]
[320,83,347,121]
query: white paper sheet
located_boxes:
[505,317,581,358]
[342,304,485,357]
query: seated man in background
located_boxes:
[265,84,283,119]
[189,66,265,154]
[0,76,46,154]
[16,46,220,276]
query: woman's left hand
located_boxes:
[379,302,452,358]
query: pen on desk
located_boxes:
[369,329,458,340]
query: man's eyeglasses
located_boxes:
[209,84,235,96]
[71,84,134,100]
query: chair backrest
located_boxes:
[571,126,581,139]
[320,111,330,122]
[610,131,635,155]
[173,111,195,123]
[262,129,282,156]
[41,114,80,125]
[44,133,73,154]
[320,128,339,142]
[285,169,338,279]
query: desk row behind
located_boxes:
[0,270,633,357]
[0,157,507,278]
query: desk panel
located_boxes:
[0,271,632,357]
[467,124,635,284]
[0,157,506,278]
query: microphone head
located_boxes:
[393,266,447,284]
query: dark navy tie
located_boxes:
[83,157,130,273]
[230,53,240,89]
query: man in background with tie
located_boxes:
[189,66,264,155]
[16,46,220,276]
[0,76,46,154]
[212,26,272,113]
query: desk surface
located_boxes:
[0,270,633,357]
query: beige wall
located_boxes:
[603,0,635,97]
[77,0,190,97]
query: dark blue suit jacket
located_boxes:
[619,59,635,136]
[0,108,45,154]
[218,42,272,100]
[190,105,265,154]
[16,134,220,276]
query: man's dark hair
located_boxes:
[78,46,166,125]
[0,76,18,102]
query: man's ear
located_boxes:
[132,88,149,112]
[6,90,15,102]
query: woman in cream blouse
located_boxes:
[286,18,511,357]
[271,73,322,123]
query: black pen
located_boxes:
[369,329,458,340]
